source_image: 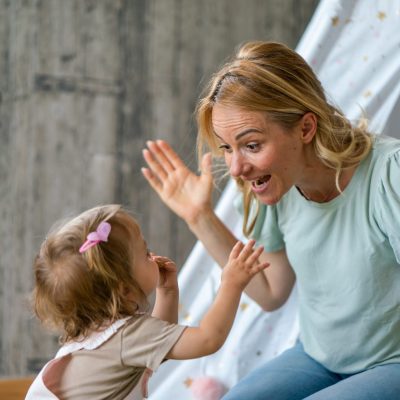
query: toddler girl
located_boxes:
[26,204,268,399]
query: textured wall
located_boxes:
[0,0,318,376]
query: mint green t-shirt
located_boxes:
[247,135,400,374]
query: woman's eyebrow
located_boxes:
[214,128,262,141]
[235,128,262,140]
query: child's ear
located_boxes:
[300,112,317,144]
[120,283,133,298]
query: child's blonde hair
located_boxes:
[33,204,148,343]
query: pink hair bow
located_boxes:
[79,221,111,253]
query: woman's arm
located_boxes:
[188,206,295,311]
[166,241,269,360]
[142,140,295,311]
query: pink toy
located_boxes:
[191,376,228,400]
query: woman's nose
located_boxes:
[229,152,249,177]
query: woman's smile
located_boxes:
[251,175,272,194]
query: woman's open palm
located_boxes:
[142,140,214,222]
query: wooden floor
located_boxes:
[0,377,35,400]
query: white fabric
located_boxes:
[25,364,59,400]
[149,0,400,398]
[56,317,131,356]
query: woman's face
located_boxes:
[212,104,308,205]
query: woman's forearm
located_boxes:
[186,206,295,311]
[187,206,238,267]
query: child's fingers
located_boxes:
[161,261,176,270]
[152,255,169,262]
[245,245,264,265]
[152,255,172,263]
[229,241,244,259]
[161,262,177,272]
[153,255,176,270]
[237,239,257,260]
[252,261,270,273]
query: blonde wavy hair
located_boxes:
[33,204,147,343]
[196,41,373,236]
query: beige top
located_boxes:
[26,314,186,400]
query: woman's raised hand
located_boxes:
[142,140,214,224]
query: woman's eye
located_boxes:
[246,143,260,151]
[218,144,232,153]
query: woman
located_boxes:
[141,41,400,399]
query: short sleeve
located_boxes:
[376,149,400,263]
[121,315,186,371]
[234,193,284,252]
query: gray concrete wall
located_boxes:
[0,0,318,376]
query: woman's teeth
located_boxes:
[252,176,269,187]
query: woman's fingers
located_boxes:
[146,140,176,173]
[142,140,193,186]
[200,152,212,175]
[145,139,188,174]
[142,147,168,181]
[141,166,163,192]
[156,140,188,170]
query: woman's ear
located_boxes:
[300,112,317,144]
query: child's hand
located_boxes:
[152,255,179,323]
[222,240,269,290]
[153,255,179,292]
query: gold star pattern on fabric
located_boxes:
[363,90,372,98]
[377,11,386,21]
[240,302,249,311]
[183,312,192,322]
[184,377,193,387]
[331,16,340,26]
[179,303,193,322]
